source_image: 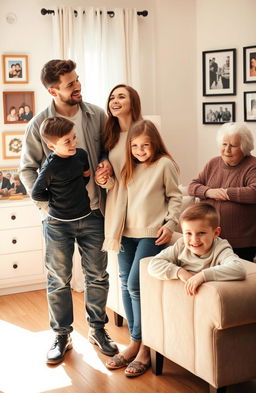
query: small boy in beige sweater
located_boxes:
[148,202,246,295]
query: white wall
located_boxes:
[196,0,256,177]
[153,0,197,184]
[0,0,52,167]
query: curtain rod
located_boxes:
[41,8,148,17]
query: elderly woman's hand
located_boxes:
[205,188,229,200]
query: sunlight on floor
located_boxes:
[0,320,126,393]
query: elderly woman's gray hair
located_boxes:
[216,122,254,156]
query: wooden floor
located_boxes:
[0,289,255,393]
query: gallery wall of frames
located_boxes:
[202,45,256,125]
[1,54,34,198]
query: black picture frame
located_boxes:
[244,91,256,122]
[243,45,256,83]
[202,48,236,96]
[202,102,235,124]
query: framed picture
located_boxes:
[2,55,28,83]
[202,102,235,124]
[0,167,28,199]
[243,46,256,83]
[0,167,19,179]
[3,91,34,124]
[202,49,236,96]
[2,131,24,159]
[244,91,256,121]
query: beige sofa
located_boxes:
[140,257,256,393]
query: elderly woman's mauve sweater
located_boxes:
[188,155,256,248]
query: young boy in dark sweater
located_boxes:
[32,116,91,219]
[31,116,93,364]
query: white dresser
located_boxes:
[0,198,46,295]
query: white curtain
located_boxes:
[51,6,141,109]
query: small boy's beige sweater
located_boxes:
[148,237,246,282]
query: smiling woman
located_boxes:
[188,122,256,262]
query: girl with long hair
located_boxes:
[96,119,182,377]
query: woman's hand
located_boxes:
[205,188,229,200]
[155,227,173,246]
[95,168,109,185]
[97,160,113,176]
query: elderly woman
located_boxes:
[188,122,256,262]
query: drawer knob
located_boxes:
[11,214,16,220]
[13,263,18,269]
[12,239,17,244]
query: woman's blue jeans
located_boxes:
[43,210,109,335]
[118,236,164,342]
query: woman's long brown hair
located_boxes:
[103,84,142,151]
[121,119,179,186]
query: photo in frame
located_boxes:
[0,167,19,178]
[2,131,24,159]
[202,102,235,124]
[0,166,28,199]
[244,91,256,122]
[243,46,256,83]
[202,49,236,96]
[3,91,34,124]
[2,55,28,83]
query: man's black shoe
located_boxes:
[88,328,118,356]
[46,334,73,364]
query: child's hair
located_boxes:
[180,202,220,229]
[121,119,178,185]
[40,116,74,144]
[13,174,20,181]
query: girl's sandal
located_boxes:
[106,353,135,370]
[124,360,151,377]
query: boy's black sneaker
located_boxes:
[46,334,73,364]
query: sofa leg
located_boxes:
[113,312,123,327]
[209,384,227,393]
[150,349,164,375]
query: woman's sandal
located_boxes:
[106,353,135,370]
[124,360,151,377]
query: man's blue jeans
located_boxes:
[118,236,164,342]
[43,210,109,335]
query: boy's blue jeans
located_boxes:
[43,210,109,335]
[118,236,164,342]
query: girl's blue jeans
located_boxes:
[118,236,164,342]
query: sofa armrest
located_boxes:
[196,260,256,329]
[141,257,256,330]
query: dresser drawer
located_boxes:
[0,204,42,230]
[0,250,44,279]
[0,227,42,255]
